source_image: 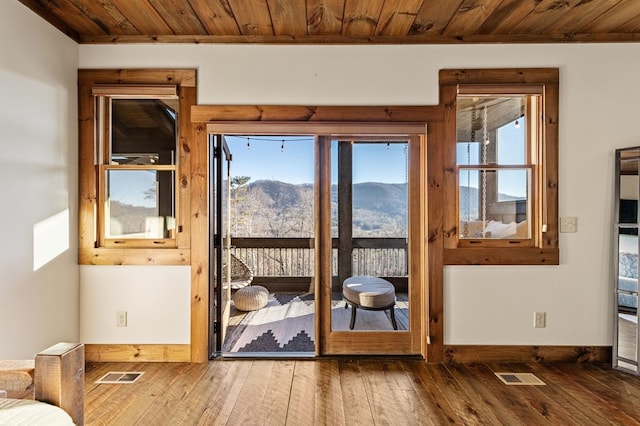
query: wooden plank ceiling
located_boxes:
[18,0,640,44]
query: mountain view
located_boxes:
[229,179,408,238]
[107,177,524,239]
[459,185,523,219]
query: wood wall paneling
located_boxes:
[426,119,446,362]
[306,0,345,35]
[188,0,241,35]
[444,345,612,364]
[438,68,560,266]
[78,69,199,362]
[78,67,571,364]
[376,0,424,36]
[191,105,443,123]
[408,134,425,354]
[177,86,195,250]
[84,344,191,362]
[189,121,210,362]
[443,0,503,36]
[18,0,640,44]
[78,248,190,265]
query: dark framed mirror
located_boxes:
[614,146,640,374]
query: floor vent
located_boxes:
[96,371,144,384]
[495,372,546,386]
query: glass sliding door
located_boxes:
[210,135,232,356]
[217,134,317,355]
[207,122,425,357]
[319,133,423,356]
[330,140,409,332]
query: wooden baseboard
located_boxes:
[85,344,191,362]
[443,345,611,364]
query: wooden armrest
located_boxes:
[0,360,35,391]
[35,343,85,426]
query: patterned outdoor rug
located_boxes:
[226,292,407,353]
[229,293,316,353]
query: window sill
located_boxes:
[79,248,190,266]
[443,247,559,265]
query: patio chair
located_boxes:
[225,253,254,290]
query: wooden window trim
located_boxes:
[440,68,559,265]
[78,69,196,265]
[97,91,179,249]
[456,91,539,249]
[92,84,177,98]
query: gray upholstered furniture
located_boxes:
[342,275,397,330]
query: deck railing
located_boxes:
[231,237,408,280]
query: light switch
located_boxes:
[116,310,127,327]
[560,217,577,233]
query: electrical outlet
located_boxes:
[534,312,546,328]
[116,310,127,327]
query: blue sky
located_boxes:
[110,126,523,209]
[225,136,408,185]
[109,170,158,208]
[456,118,527,198]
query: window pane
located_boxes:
[498,169,528,201]
[457,96,527,166]
[456,141,481,166]
[111,99,178,165]
[459,169,530,239]
[498,117,525,165]
[105,170,175,239]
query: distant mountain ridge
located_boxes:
[242,179,408,237]
[249,179,408,215]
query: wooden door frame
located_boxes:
[210,134,233,356]
[193,111,441,360]
[318,133,425,355]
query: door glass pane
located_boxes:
[222,143,232,330]
[105,169,175,239]
[332,141,408,332]
[221,135,316,354]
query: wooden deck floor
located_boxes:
[83,359,640,425]
[224,292,410,353]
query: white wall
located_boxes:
[80,266,190,344]
[0,2,79,358]
[78,42,640,347]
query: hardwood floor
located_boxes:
[83,359,640,425]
